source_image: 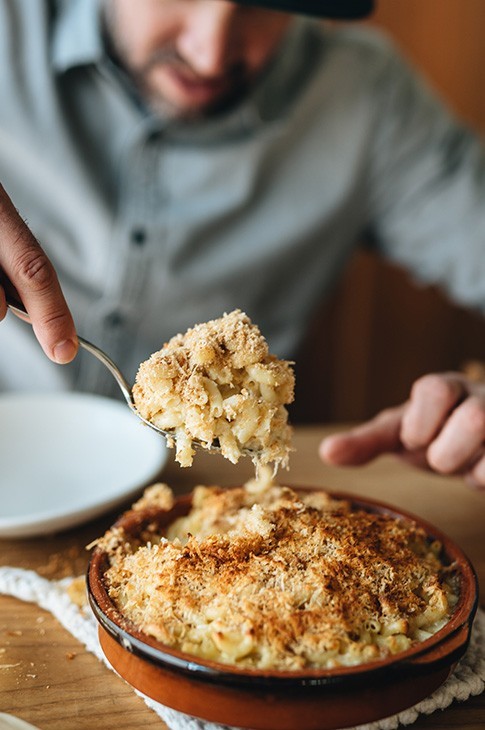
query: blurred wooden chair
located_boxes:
[291,250,485,424]
[290,1,485,425]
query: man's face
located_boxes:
[103,0,292,120]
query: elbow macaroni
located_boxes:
[132,310,294,469]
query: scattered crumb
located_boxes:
[35,616,47,636]
[37,545,84,579]
[66,576,87,608]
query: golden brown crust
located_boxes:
[100,479,457,671]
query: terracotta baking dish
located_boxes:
[87,488,478,730]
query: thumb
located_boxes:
[319,405,405,466]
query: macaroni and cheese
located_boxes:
[132,310,294,469]
[99,475,458,671]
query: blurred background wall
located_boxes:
[293,0,485,424]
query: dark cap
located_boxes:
[235,0,374,18]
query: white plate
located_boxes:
[0,392,167,538]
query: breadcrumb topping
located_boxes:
[98,477,458,671]
[132,310,294,469]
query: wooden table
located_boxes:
[1,425,484,730]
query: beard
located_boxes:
[127,47,254,122]
[102,3,256,123]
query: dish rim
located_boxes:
[87,486,479,689]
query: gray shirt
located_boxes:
[1,0,484,396]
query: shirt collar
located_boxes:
[51,0,105,73]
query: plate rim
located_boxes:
[0,391,167,537]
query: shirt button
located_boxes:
[146,129,161,145]
[105,311,124,328]
[131,227,147,246]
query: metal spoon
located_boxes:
[4,292,190,443]
[5,293,250,457]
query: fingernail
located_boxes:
[53,338,78,364]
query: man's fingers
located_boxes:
[322,372,485,490]
[400,373,467,450]
[10,248,78,363]
[465,451,485,490]
[402,372,485,482]
[425,395,485,474]
[320,406,404,466]
[0,184,77,363]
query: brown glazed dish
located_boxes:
[87,488,478,730]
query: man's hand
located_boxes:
[0,183,77,363]
[320,372,485,489]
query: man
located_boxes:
[1,0,485,487]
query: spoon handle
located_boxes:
[4,292,134,407]
[75,336,134,407]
